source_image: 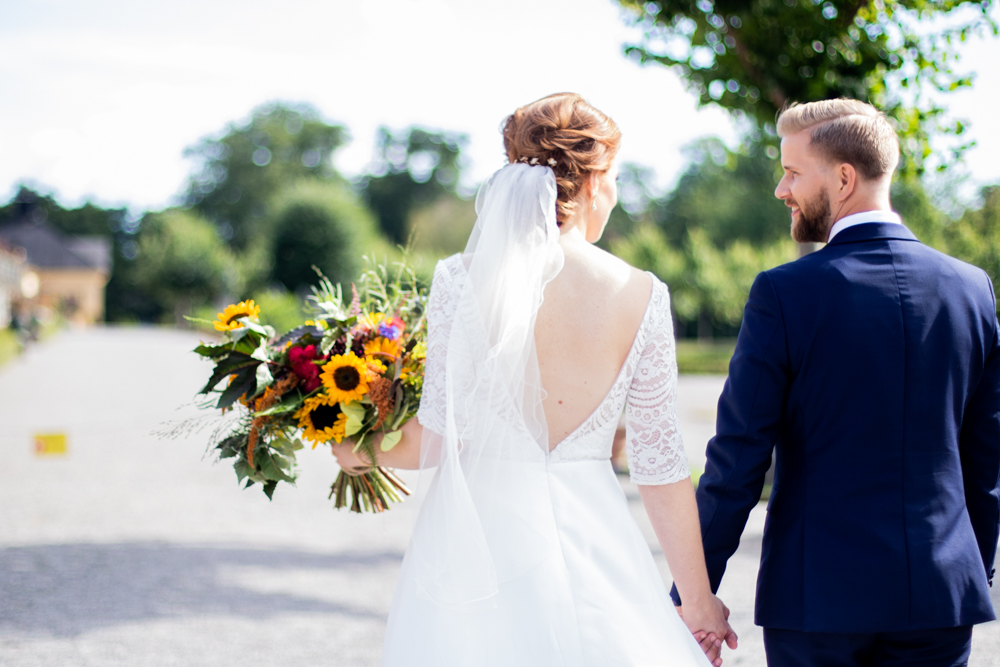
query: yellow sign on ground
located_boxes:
[34,433,68,456]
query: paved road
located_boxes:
[0,328,997,666]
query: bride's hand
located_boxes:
[330,439,373,473]
[677,595,737,666]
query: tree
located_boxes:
[184,102,349,249]
[944,185,1000,313]
[618,0,997,173]
[655,138,791,247]
[135,209,234,324]
[267,180,385,293]
[360,126,469,244]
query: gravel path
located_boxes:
[1,328,997,666]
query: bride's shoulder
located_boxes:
[584,244,656,298]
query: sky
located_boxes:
[1,0,998,213]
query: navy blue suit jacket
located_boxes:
[672,222,1000,633]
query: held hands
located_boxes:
[677,595,738,667]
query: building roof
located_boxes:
[0,221,112,273]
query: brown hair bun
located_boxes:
[502,93,621,225]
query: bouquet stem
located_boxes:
[329,466,413,513]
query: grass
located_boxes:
[675,339,736,375]
[0,328,22,368]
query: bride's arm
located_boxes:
[638,481,736,665]
[330,416,424,470]
[625,281,735,664]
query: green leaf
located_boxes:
[341,400,366,436]
[381,430,402,452]
[217,366,257,408]
[200,352,258,394]
[193,342,232,358]
[234,458,252,483]
[263,480,278,500]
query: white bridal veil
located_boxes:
[409,162,565,608]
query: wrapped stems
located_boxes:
[329,465,412,513]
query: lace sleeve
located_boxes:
[416,256,461,435]
[625,280,690,485]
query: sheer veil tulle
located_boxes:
[408,162,565,608]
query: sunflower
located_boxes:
[294,395,348,447]
[364,336,401,361]
[320,352,371,403]
[356,312,384,332]
[214,300,261,332]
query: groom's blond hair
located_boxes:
[777,99,899,181]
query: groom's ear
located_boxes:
[834,162,858,203]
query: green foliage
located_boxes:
[136,209,235,324]
[361,126,469,244]
[184,102,349,249]
[407,195,477,256]
[943,185,1000,312]
[657,138,792,247]
[676,339,737,373]
[267,180,386,293]
[251,288,307,336]
[618,0,998,173]
[613,223,797,335]
[611,139,798,337]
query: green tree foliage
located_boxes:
[656,138,791,246]
[361,126,469,244]
[610,139,798,337]
[943,185,1000,311]
[268,180,384,293]
[136,209,234,325]
[184,102,349,249]
[618,0,997,173]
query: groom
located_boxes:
[673,98,1000,666]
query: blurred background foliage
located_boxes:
[1,0,998,370]
[617,0,998,175]
[2,96,1000,358]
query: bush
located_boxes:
[268,180,386,293]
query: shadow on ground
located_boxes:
[0,543,402,637]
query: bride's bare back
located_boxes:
[536,232,653,449]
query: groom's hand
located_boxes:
[677,595,738,666]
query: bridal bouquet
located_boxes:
[191,260,428,513]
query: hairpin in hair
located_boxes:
[515,155,557,168]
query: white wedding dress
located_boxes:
[381,249,711,666]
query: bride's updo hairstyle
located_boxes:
[502,93,621,226]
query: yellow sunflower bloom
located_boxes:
[320,353,371,403]
[294,395,348,447]
[357,312,384,332]
[364,336,401,361]
[214,300,261,332]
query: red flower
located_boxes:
[289,345,322,392]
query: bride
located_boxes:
[333,93,736,666]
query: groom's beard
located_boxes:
[790,190,832,244]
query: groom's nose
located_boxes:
[774,175,790,200]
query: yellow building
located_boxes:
[0,222,111,325]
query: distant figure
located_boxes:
[677,98,1000,667]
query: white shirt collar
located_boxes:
[827,210,902,243]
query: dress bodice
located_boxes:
[417,254,690,485]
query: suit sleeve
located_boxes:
[671,271,789,605]
[960,272,1000,586]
